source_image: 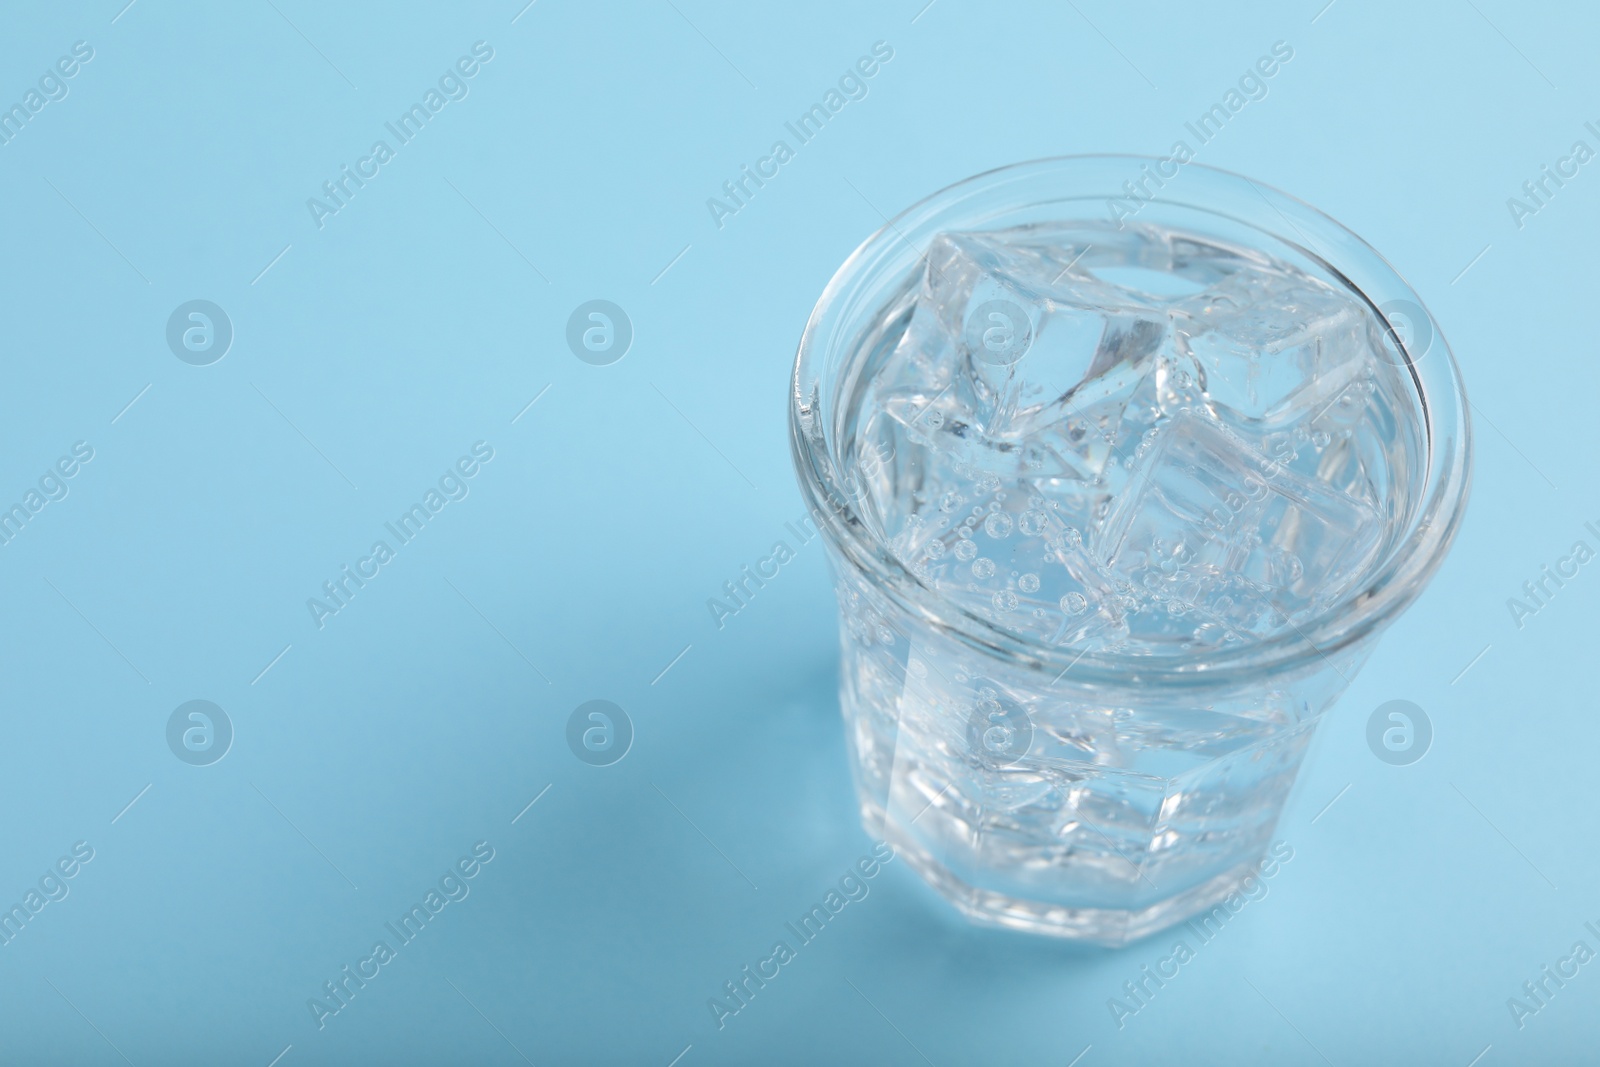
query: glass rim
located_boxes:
[789,154,1473,689]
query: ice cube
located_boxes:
[1177,265,1377,425]
[915,230,1177,454]
[1094,411,1382,639]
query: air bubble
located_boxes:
[1060,592,1088,615]
[983,725,1013,752]
[954,539,977,561]
[992,590,1018,613]
[984,513,1013,539]
[972,558,996,579]
[1018,573,1040,593]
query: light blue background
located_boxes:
[0,1,1593,1063]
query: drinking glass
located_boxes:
[789,156,1472,944]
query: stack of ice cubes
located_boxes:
[852,221,1399,655]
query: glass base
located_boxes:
[878,800,1274,946]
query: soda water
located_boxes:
[821,220,1419,941]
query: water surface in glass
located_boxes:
[847,220,1419,657]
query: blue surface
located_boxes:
[0,1,1594,1063]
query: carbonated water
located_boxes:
[830,220,1419,941]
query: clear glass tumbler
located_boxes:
[789,157,1471,945]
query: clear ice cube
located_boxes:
[915,229,1168,455]
[1177,266,1376,425]
[1093,410,1383,641]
